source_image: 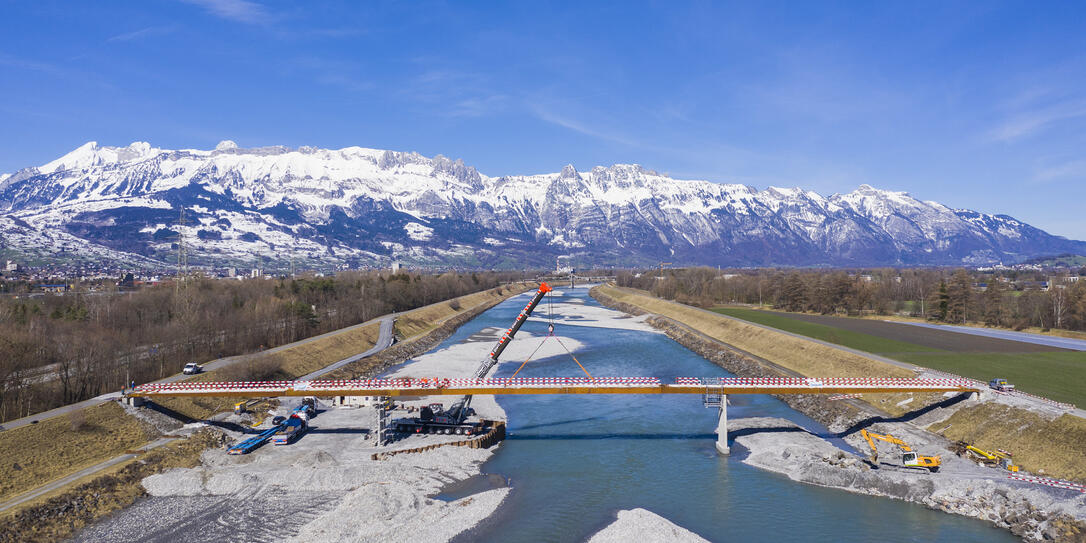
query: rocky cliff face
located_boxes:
[2,141,1083,269]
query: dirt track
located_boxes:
[762,311,1069,353]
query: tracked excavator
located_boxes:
[954,442,1019,472]
[860,429,941,472]
[394,282,553,435]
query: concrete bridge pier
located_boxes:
[715,395,729,455]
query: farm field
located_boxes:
[713,307,1086,407]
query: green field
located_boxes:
[896,352,1086,407]
[714,307,1086,407]
[712,308,937,354]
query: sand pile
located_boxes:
[587,508,709,543]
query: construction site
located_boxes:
[28,283,1086,542]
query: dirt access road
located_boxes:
[0,318,396,514]
[0,316,396,434]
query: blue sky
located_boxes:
[3,1,1086,238]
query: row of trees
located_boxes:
[617,267,1086,332]
[0,270,528,422]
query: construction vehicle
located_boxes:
[989,378,1015,392]
[394,403,488,435]
[954,441,1019,472]
[393,282,553,435]
[273,411,308,445]
[229,400,316,453]
[860,429,941,472]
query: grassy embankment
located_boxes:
[0,428,225,543]
[394,287,527,339]
[933,403,1086,481]
[597,288,1086,482]
[0,283,530,514]
[595,285,929,417]
[0,402,154,504]
[714,307,1086,408]
[157,321,381,420]
[156,284,530,420]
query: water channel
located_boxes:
[434,287,1016,542]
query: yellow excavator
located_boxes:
[860,429,941,472]
[957,442,1019,472]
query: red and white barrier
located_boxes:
[1008,475,1086,493]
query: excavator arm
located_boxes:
[860,429,940,472]
[449,282,553,423]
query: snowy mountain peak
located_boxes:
[1,140,1082,269]
[37,140,159,175]
[559,164,580,179]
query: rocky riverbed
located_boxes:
[732,417,1086,542]
[71,292,603,542]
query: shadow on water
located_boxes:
[507,432,718,441]
[451,288,1018,543]
[510,416,605,431]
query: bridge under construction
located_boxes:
[130,376,981,454]
[128,282,982,455]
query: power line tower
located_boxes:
[175,206,189,293]
[290,235,296,278]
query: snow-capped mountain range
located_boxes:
[1,140,1082,270]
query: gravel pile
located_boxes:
[731,417,1086,542]
[587,508,709,543]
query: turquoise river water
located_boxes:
[426,287,1017,543]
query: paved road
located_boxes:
[299,317,396,380]
[666,294,1086,419]
[894,321,1086,351]
[0,315,397,433]
[0,317,398,513]
[0,286,530,513]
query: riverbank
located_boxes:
[591,284,1086,542]
[69,287,541,541]
[732,417,1086,542]
[0,285,533,542]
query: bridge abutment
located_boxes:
[715,395,729,455]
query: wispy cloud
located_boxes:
[989,99,1086,142]
[107,26,176,43]
[286,57,373,93]
[0,53,67,77]
[530,104,644,149]
[1032,158,1086,183]
[181,0,272,25]
[399,67,508,119]
[0,52,114,89]
[449,95,507,118]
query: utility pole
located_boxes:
[175,207,188,293]
[290,236,296,278]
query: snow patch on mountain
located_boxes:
[2,141,1083,269]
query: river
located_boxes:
[437,287,1017,542]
